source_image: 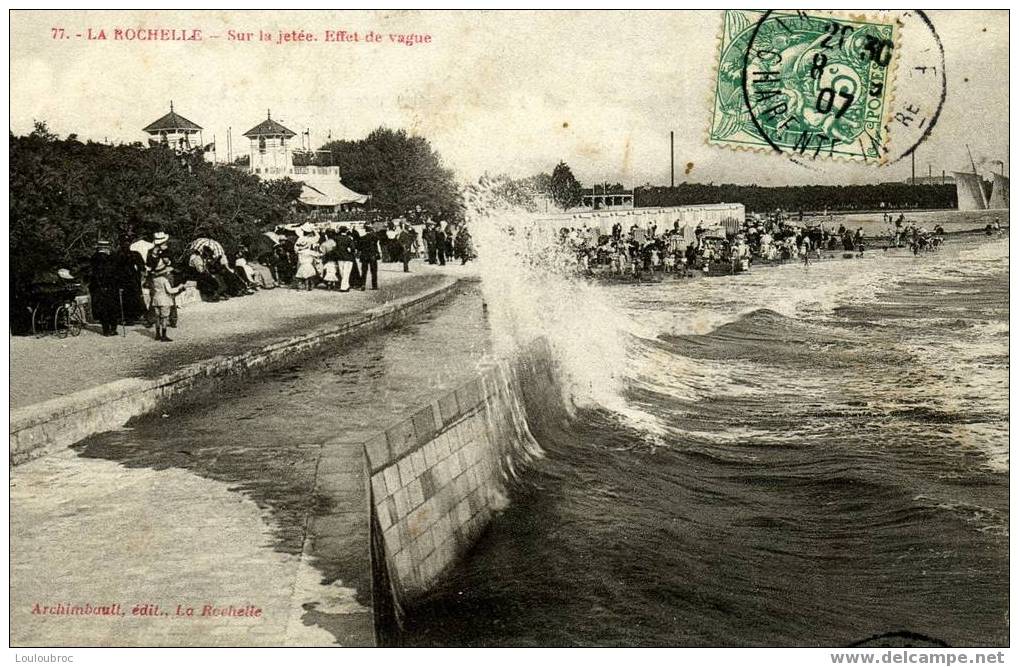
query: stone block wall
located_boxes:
[364,339,553,618]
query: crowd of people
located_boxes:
[556,211,879,280]
[84,231,190,339]
[884,212,949,254]
[73,213,476,341]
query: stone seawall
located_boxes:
[362,338,556,642]
[9,277,462,466]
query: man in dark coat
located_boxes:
[334,227,358,292]
[397,221,417,273]
[89,241,120,336]
[423,223,438,264]
[114,238,147,323]
[357,223,381,290]
[435,225,448,266]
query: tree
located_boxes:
[9,123,303,324]
[318,127,462,220]
[484,172,553,211]
[549,161,583,210]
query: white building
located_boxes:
[242,111,367,210]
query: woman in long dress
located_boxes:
[246,259,276,289]
[348,226,364,289]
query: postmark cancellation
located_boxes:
[709,10,899,164]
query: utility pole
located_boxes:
[670,131,675,188]
[911,151,915,184]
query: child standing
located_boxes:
[319,230,340,289]
[150,266,185,342]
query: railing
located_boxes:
[292,166,341,176]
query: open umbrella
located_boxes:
[186,237,225,259]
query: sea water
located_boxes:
[73,203,1007,646]
[401,207,1008,647]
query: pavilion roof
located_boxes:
[243,113,297,139]
[143,107,202,134]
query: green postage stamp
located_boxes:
[709,10,899,163]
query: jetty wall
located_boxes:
[9,277,462,466]
[363,338,556,642]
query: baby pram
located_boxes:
[27,270,86,337]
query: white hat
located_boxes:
[300,222,315,234]
[153,231,169,245]
[57,268,74,280]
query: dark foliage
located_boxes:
[10,122,302,297]
[549,161,583,210]
[635,182,957,213]
[318,127,462,220]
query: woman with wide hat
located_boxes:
[293,223,320,291]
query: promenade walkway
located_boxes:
[10,263,475,647]
[11,267,441,409]
[11,445,370,646]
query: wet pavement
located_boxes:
[10,284,490,647]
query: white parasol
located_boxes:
[129,239,154,262]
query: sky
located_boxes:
[9,10,1010,187]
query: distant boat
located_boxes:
[954,145,1008,211]
[953,172,1009,210]
[953,172,988,210]
[987,173,1009,209]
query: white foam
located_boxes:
[465,184,665,436]
[464,190,1008,470]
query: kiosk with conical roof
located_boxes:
[243,110,296,178]
[143,102,202,150]
[242,110,367,210]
